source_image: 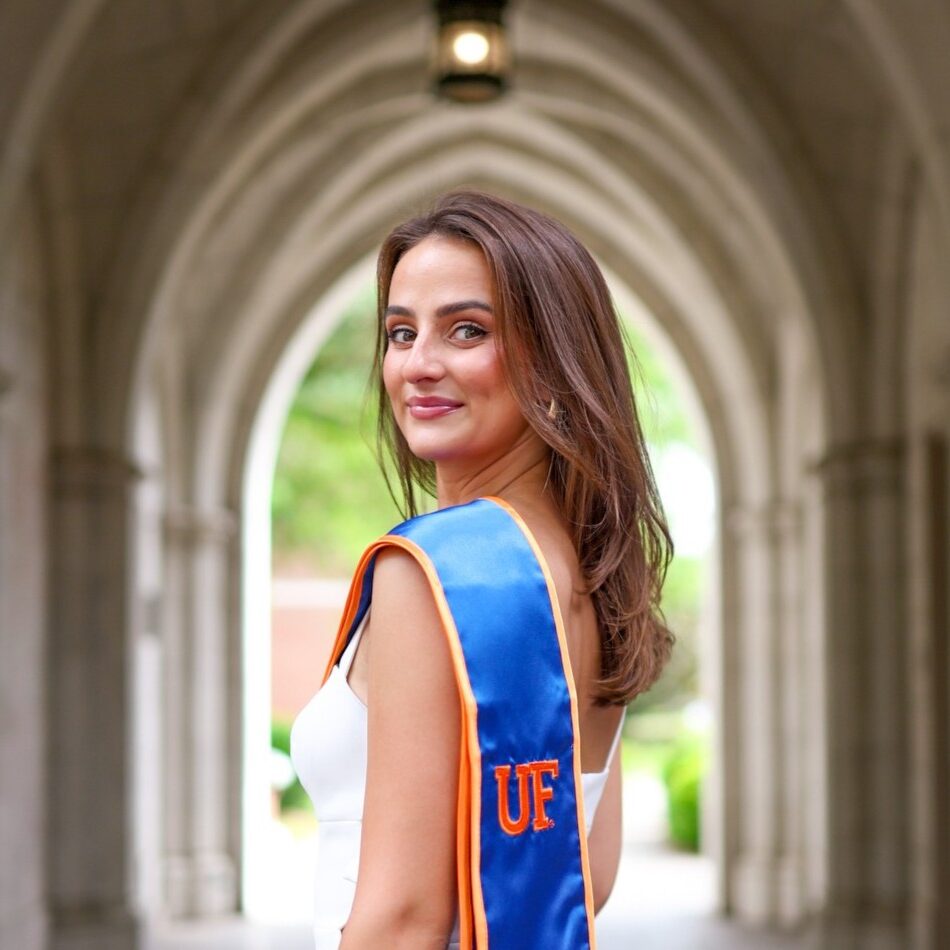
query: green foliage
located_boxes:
[661,732,708,852]
[620,736,674,776]
[271,717,292,755]
[623,320,693,446]
[271,283,405,574]
[630,554,704,715]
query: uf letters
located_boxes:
[494,759,559,835]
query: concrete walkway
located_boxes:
[149,845,806,949]
[149,911,802,950]
[594,845,804,948]
[151,779,810,948]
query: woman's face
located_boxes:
[383,235,531,466]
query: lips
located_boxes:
[407,396,463,408]
[406,395,463,419]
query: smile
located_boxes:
[408,404,463,419]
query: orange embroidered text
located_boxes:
[494,759,559,835]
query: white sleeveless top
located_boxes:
[290,610,624,949]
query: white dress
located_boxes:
[290,611,624,949]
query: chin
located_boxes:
[403,434,472,463]
[405,443,457,462]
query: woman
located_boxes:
[290,190,674,949]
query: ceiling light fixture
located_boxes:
[432,0,511,103]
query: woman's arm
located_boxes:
[339,546,461,949]
[587,731,624,914]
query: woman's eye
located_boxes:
[386,326,415,344]
[453,322,486,341]
[386,323,485,345]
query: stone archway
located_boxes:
[113,12,838,945]
[4,2,948,949]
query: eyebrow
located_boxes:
[384,299,494,319]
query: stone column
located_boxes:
[774,498,808,927]
[815,438,911,950]
[47,445,142,950]
[725,498,802,927]
[162,503,239,917]
[1,363,48,950]
[908,430,949,950]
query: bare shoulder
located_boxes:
[373,543,430,585]
[366,545,455,696]
[371,544,441,617]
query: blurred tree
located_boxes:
[271,283,404,574]
[624,320,706,713]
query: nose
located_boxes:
[401,327,446,383]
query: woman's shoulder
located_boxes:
[370,544,436,607]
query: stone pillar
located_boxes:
[774,498,808,927]
[726,498,803,927]
[47,445,143,950]
[908,430,950,950]
[815,438,911,949]
[162,503,239,917]
[1,358,48,950]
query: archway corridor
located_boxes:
[3,3,949,949]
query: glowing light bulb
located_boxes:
[452,30,490,66]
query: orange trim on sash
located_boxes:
[321,535,487,950]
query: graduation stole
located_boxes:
[320,495,598,949]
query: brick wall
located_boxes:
[271,577,349,720]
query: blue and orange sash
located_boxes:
[320,495,597,949]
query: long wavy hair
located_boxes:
[372,189,674,706]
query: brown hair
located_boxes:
[372,189,674,706]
